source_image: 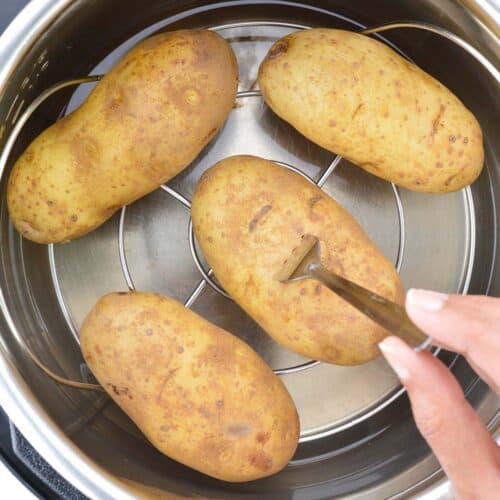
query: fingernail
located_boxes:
[406,288,448,312]
[379,337,411,381]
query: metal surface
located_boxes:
[460,0,500,37]
[0,1,498,499]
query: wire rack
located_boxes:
[0,20,497,386]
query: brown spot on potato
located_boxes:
[199,406,212,418]
[315,284,321,295]
[323,345,341,361]
[226,423,252,437]
[204,127,217,142]
[70,214,78,222]
[198,343,235,372]
[24,150,34,163]
[249,450,273,471]
[266,40,289,60]
[216,399,224,408]
[308,195,323,209]
[156,367,180,404]
[248,204,272,232]
[328,119,337,127]
[351,103,364,120]
[444,173,459,187]
[428,104,445,145]
[176,346,184,353]
[105,88,125,117]
[256,432,270,444]
[449,135,456,143]
[107,383,130,397]
[104,204,120,215]
[146,328,154,336]
[435,161,443,168]
[463,137,469,144]
[244,276,259,295]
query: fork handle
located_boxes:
[309,264,430,350]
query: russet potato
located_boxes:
[258,28,484,193]
[8,29,238,243]
[80,291,299,482]
[192,155,404,365]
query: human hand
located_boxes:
[378,290,500,500]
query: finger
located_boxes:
[379,336,500,499]
[406,289,500,392]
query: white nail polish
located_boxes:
[407,289,448,312]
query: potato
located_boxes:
[192,155,404,365]
[258,28,484,193]
[7,29,238,243]
[80,291,299,482]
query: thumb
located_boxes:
[379,336,500,499]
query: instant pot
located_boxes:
[0,1,498,498]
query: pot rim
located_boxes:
[0,2,135,498]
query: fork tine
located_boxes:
[274,234,319,282]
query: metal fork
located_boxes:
[275,234,431,351]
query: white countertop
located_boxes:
[0,460,37,499]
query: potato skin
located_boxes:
[192,155,404,365]
[7,30,238,243]
[80,291,299,482]
[258,28,484,193]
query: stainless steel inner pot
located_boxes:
[0,1,498,498]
